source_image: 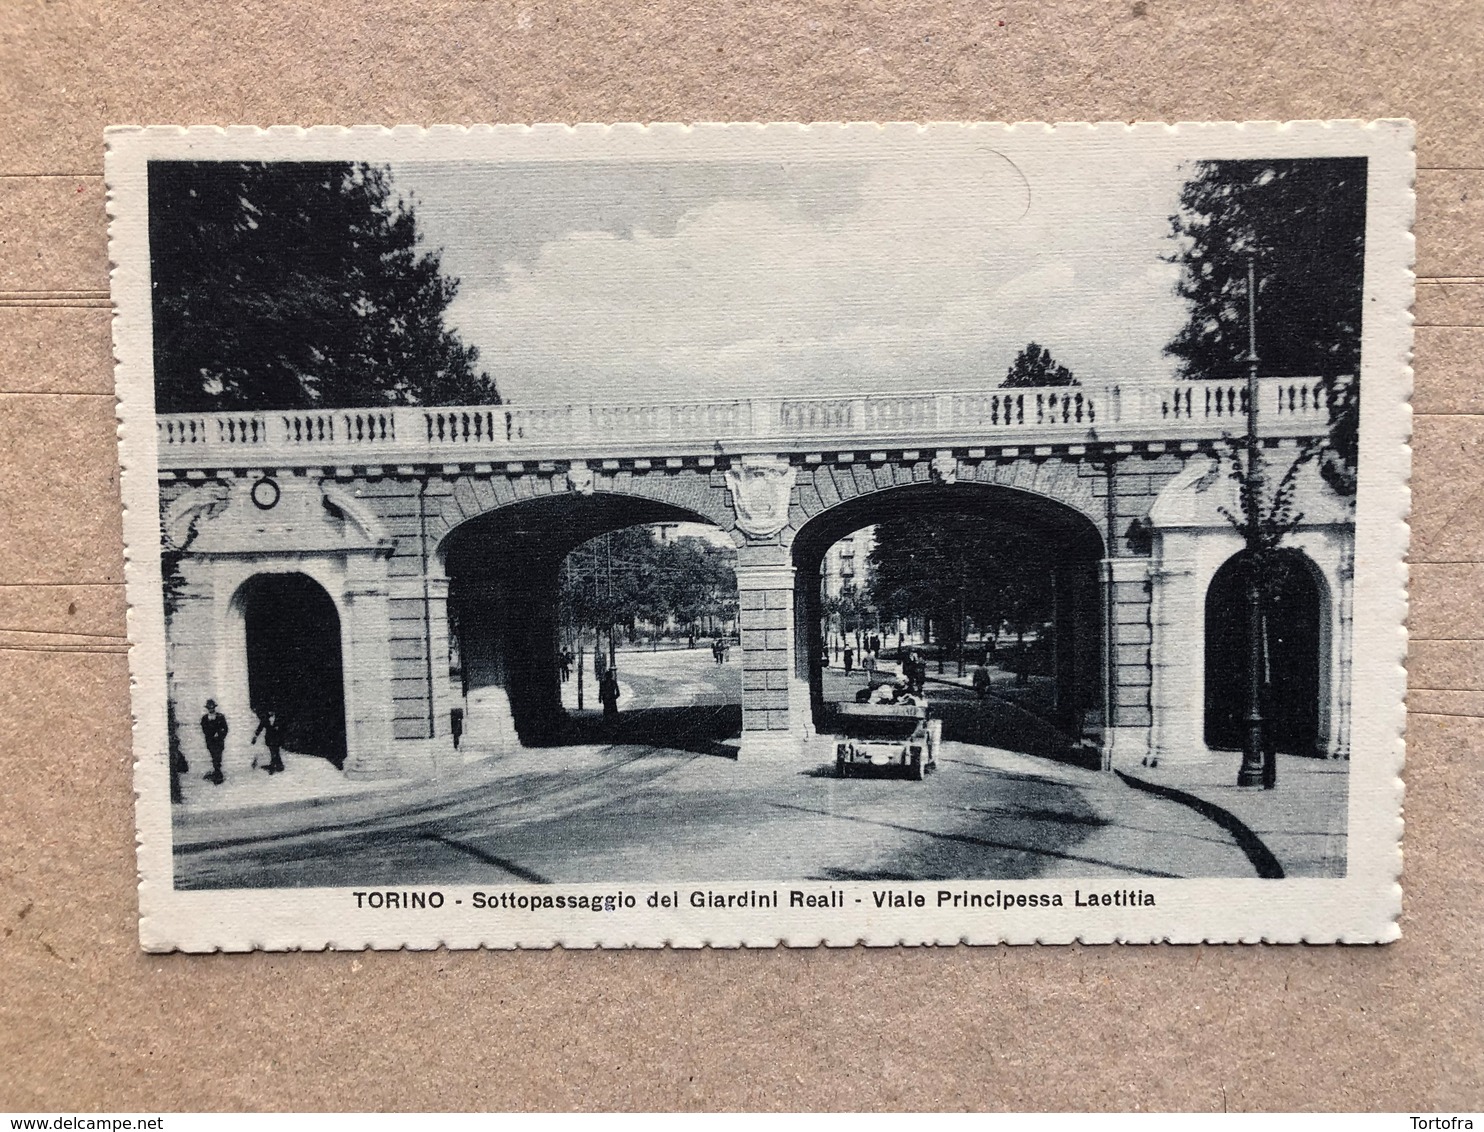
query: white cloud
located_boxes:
[401,151,1193,405]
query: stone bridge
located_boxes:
[157,376,1354,777]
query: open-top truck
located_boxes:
[833,699,940,780]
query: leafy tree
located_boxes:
[560,527,737,640]
[823,580,875,648]
[160,513,197,805]
[1165,157,1366,492]
[867,512,1055,679]
[1001,342,1078,389]
[149,161,499,413]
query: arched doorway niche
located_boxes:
[1147,454,1354,766]
[225,571,349,767]
[1203,548,1332,756]
[160,474,400,778]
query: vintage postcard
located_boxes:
[108,122,1411,950]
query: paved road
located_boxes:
[176,651,1256,888]
[560,645,741,712]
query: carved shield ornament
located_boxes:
[724,455,797,540]
[566,461,595,496]
[931,450,958,485]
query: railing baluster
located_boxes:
[153,375,1346,469]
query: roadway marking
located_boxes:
[420,832,549,884]
[765,800,1188,878]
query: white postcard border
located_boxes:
[108,121,1412,950]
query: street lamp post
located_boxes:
[1237,253,1268,789]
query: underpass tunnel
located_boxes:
[789,482,1105,752]
[441,494,735,747]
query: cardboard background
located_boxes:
[0,0,1478,1112]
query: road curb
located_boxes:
[1114,769,1285,880]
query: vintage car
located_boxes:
[833,699,941,780]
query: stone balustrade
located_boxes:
[155,376,1343,470]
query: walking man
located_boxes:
[200,699,228,784]
[843,645,854,675]
[252,707,285,774]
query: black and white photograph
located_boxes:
[108,122,1411,948]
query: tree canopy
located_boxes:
[559,527,738,637]
[1165,157,1366,491]
[866,513,1054,649]
[149,161,499,414]
[1166,157,1366,382]
[1001,342,1078,388]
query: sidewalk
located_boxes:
[825,656,1055,701]
[176,748,408,815]
[172,738,578,848]
[1118,750,1349,878]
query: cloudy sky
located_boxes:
[394,150,1192,406]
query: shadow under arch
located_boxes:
[439,491,739,747]
[1204,546,1330,756]
[228,571,347,767]
[789,480,1106,749]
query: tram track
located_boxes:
[176,707,734,861]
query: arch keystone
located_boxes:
[725,455,796,540]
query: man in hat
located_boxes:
[251,707,285,775]
[200,699,229,784]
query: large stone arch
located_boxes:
[785,469,1107,741]
[430,466,740,749]
[429,464,740,559]
[785,453,1104,548]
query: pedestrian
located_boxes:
[599,669,620,718]
[688,632,696,650]
[843,645,854,675]
[199,699,228,784]
[862,650,878,682]
[972,664,991,700]
[251,707,285,774]
[905,650,924,695]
